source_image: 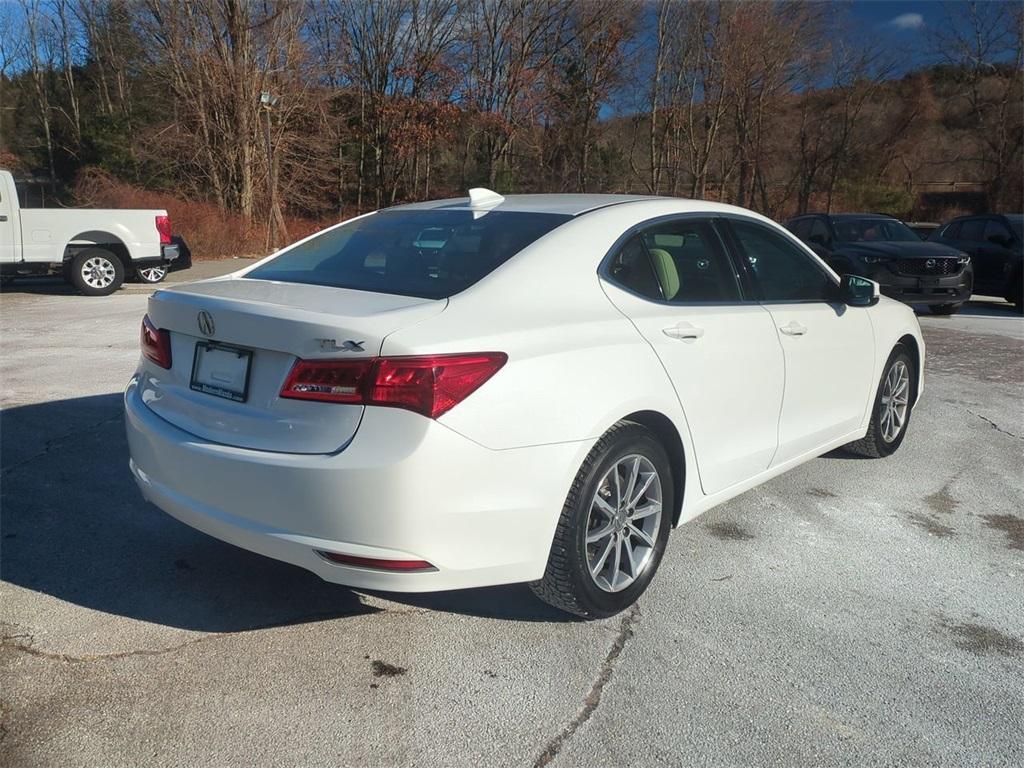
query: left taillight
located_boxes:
[141,314,172,369]
[280,352,507,419]
[155,214,172,246]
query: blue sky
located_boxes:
[846,1,952,73]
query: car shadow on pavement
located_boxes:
[1,393,566,631]
[0,277,79,295]
[912,298,1021,319]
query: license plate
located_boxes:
[190,342,252,402]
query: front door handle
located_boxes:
[0,215,7,222]
[779,321,807,337]
[663,323,705,341]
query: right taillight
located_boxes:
[155,214,172,245]
[141,314,172,369]
[280,352,507,418]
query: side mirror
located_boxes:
[840,274,879,307]
[808,234,829,248]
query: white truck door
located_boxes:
[0,172,22,263]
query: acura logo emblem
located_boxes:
[925,259,936,269]
[197,310,215,336]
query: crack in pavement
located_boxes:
[0,606,431,664]
[533,605,640,767]
[0,414,124,477]
[967,409,1024,441]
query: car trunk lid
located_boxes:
[139,277,446,453]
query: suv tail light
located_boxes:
[155,214,172,245]
[280,352,507,419]
[141,314,172,369]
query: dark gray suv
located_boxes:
[929,214,1023,313]
[786,213,973,315]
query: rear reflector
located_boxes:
[141,314,172,369]
[281,352,507,419]
[317,551,435,571]
[155,214,172,245]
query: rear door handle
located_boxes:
[779,321,807,337]
[663,323,704,341]
[0,215,7,222]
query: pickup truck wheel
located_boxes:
[70,249,124,296]
[135,266,167,284]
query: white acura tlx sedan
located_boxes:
[125,190,924,617]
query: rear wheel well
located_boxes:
[896,334,921,406]
[63,232,131,269]
[622,410,685,527]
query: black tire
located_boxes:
[530,421,674,619]
[844,345,915,458]
[134,265,168,284]
[69,248,124,296]
[928,303,961,315]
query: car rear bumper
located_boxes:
[124,377,584,592]
[878,269,972,305]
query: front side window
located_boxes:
[638,220,741,302]
[247,209,571,300]
[730,219,836,303]
[958,218,986,242]
[789,219,811,239]
[809,219,832,243]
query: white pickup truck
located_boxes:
[0,169,189,295]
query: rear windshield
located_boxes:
[246,209,572,299]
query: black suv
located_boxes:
[928,214,1023,313]
[786,213,972,314]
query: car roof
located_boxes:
[826,213,898,220]
[389,193,668,217]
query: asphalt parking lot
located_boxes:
[1,281,1022,767]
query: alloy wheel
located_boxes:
[585,454,663,593]
[82,256,117,289]
[138,266,167,283]
[879,360,910,443]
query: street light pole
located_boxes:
[260,91,288,252]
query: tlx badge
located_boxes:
[318,339,365,352]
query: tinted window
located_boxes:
[1006,215,1023,238]
[789,219,811,239]
[937,221,960,240]
[809,219,831,242]
[639,220,741,302]
[730,219,835,302]
[831,218,919,242]
[958,218,985,242]
[983,219,1013,243]
[247,209,571,299]
[607,236,662,300]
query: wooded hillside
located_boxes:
[1,0,1020,256]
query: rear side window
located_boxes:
[607,236,663,300]
[247,209,571,299]
[983,219,1013,242]
[638,220,741,302]
[730,219,835,302]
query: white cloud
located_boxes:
[888,12,924,30]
